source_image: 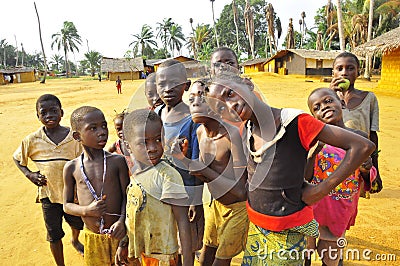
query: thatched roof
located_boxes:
[240,58,268,66]
[101,57,144,72]
[288,49,342,60]
[0,68,34,74]
[353,27,400,56]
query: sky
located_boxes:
[0,0,324,62]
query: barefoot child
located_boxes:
[206,74,375,265]
[306,88,377,266]
[155,59,204,263]
[116,109,193,266]
[330,52,382,194]
[145,72,164,110]
[13,94,84,265]
[108,111,134,174]
[185,79,249,266]
[63,106,129,266]
[116,76,122,94]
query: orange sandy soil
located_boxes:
[0,73,398,265]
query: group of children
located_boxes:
[13,48,380,266]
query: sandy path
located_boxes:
[0,74,398,265]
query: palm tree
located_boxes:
[336,0,345,51]
[130,24,157,58]
[0,39,7,67]
[83,51,102,77]
[168,24,185,57]
[189,18,197,59]
[50,54,63,72]
[286,18,295,49]
[34,2,48,83]
[210,0,220,47]
[51,21,82,77]
[265,3,276,57]
[364,0,374,79]
[232,0,240,54]
[244,0,255,58]
[300,11,306,48]
[156,18,174,57]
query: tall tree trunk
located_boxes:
[34,2,47,83]
[336,0,345,51]
[64,46,69,78]
[364,0,374,80]
[232,0,240,55]
[211,0,220,47]
[14,35,18,67]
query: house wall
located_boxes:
[109,72,140,81]
[264,60,276,73]
[243,63,264,73]
[379,47,400,90]
[0,74,4,85]
[18,72,36,83]
[285,54,305,75]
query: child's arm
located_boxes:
[108,142,117,153]
[302,124,375,205]
[304,141,324,182]
[171,204,194,266]
[109,157,130,240]
[13,158,47,186]
[63,160,106,217]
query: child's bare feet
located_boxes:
[71,239,84,256]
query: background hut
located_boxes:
[263,49,342,76]
[354,27,400,90]
[241,58,268,74]
[0,68,36,85]
[101,57,144,81]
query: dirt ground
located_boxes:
[0,73,398,265]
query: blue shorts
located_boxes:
[41,198,84,242]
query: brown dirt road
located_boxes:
[0,74,398,265]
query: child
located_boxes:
[145,72,164,110]
[63,106,129,266]
[206,73,375,265]
[306,88,377,266]
[13,94,84,266]
[116,76,122,94]
[108,111,134,174]
[155,59,204,264]
[330,51,382,194]
[116,109,193,266]
[185,79,249,266]
[210,47,241,76]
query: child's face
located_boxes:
[128,120,163,168]
[156,67,189,107]
[210,50,239,76]
[189,82,216,124]
[37,100,63,129]
[114,117,124,139]
[308,89,343,125]
[207,79,253,122]
[332,56,359,85]
[75,110,108,149]
[145,82,163,109]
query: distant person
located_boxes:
[330,52,382,195]
[115,109,193,266]
[63,106,130,266]
[116,76,122,94]
[13,94,84,266]
[98,73,102,82]
[305,88,377,266]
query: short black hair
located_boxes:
[158,59,187,73]
[333,52,360,68]
[36,94,61,112]
[123,109,162,143]
[70,106,102,131]
[113,110,126,122]
[211,47,239,65]
[308,87,341,103]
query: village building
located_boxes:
[150,56,207,78]
[241,58,268,74]
[262,49,343,76]
[354,27,400,90]
[0,68,36,85]
[100,57,145,81]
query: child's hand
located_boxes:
[188,205,203,223]
[27,171,47,187]
[85,196,107,217]
[109,220,126,240]
[170,137,187,161]
[301,182,321,206]
[330,77,347,92]
[360,157,372,173]
[115,246,128,265]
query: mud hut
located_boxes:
[101,57,144,81]
[241,58,268,74]
[0,68,36,85]
[353,27,400,90]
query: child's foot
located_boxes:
[71,240,84,256]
